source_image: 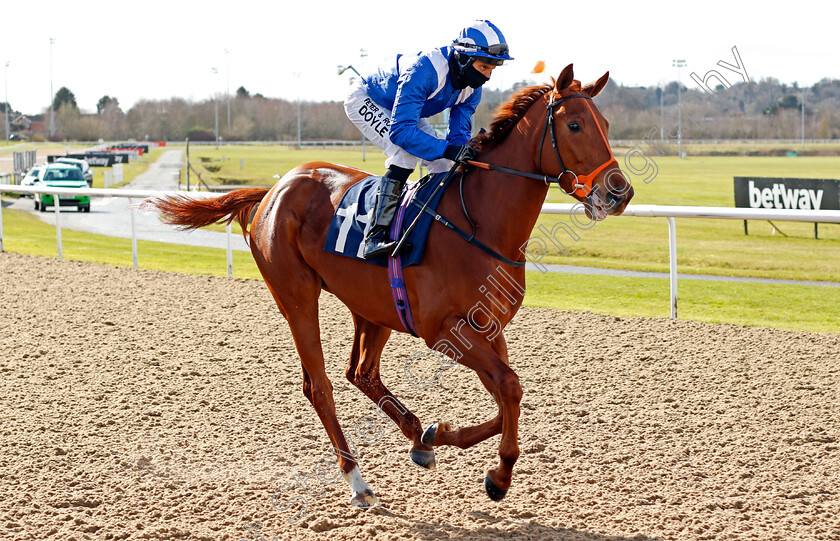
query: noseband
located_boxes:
[469,90,617,198]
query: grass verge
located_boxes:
[525,270,840,334]
[538,155,840,281]
[1,206,260,278]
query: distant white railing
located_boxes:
[2,184,840,318]
[541,203,840,318]
[0,184,231,276]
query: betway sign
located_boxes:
[734,177,840,211]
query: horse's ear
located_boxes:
[555,64,575,91]
[583,71,610,98]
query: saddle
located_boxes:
[323,172,453,268]
[324,170,524,336]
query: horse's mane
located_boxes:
[474,83,554,150]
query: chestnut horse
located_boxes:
[147,64,633,509]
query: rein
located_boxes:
[411,183,526,268]
[467,92,616,198]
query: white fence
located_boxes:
[2,184,840,318]
[0,185,231,277]
[541,203,840,318]
[103,163,124,188]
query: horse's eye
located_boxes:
[568,122,581,133]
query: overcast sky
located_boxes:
[2,0,836,115]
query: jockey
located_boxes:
[344,20,513,259]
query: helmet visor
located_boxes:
[455,41,509,56]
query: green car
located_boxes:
[33,163,91,212]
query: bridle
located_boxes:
[468,90,617,198]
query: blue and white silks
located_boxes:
[362,47,481,161]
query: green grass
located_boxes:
[524,271,840,334]
[1,206,261,278]
[539,155,840,282]
[3,205,838,333]
[0,142,90,156]
[611,140,840,157]
[182,144,427,188]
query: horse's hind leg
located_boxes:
[288,306,381,508]
[255,251,379,509]
[346,312,436,469]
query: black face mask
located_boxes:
[462,64,489,89]
[449,52,489,90]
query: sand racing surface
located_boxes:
[1,252,839,540]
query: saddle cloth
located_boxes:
[323,172,453,267]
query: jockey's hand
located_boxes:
[443,144,478,164]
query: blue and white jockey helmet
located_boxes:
[452,20,514,66]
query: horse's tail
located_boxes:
[143,187,269,244]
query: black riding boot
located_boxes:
[363,165,412,259]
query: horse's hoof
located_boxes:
[421,422,450,446]
[484,475,508,501]
[410,448,436,470]
[350,489,380,509]
[421,423,438,446]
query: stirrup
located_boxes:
[363,237,396,259]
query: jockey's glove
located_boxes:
[443,144,478,164]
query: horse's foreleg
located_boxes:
[346,313,435,469]
[423,332,507,448]
[427,327,521,501]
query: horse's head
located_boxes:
[540,64,633,220]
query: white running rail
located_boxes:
[2,185,840,317]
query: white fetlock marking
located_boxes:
[342,465,370,494]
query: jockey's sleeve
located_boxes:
[446,90,480,146]
[388,57,449,161]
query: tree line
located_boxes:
[6,77,840,143]
[594,77,840,140]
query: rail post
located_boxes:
[0,193,4,252]
[226,219,233,277]
[667,217,677,319]
[130,198,138,269]
[53,193,63,261]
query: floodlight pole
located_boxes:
[294,72,301,148]
[212,67,219,146]
[658,81,664,143]
[801,87,805,150]
[360,50,367,160]
[672,59,686,159]
[49,38,55,138]
[225,49,231,131]
[4,61,8,144]
[337,65,361,77]
[338,58,367,160]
